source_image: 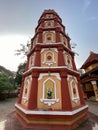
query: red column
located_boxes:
[72,54,77,70]
[77,76,85,105]
[38,29,43,43]
[25,56,29,71]
[58,45,65,66]
[67,37,71,49]
[34,46,41,66]
[60,71,72,111]
[56,27,60,42]
[27,72,39,110]
[17,76,25,104]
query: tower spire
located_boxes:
[16,9,88,130]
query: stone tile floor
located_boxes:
[0,98,98,130]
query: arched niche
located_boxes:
[43,31,55,43]
[40,77,59,106]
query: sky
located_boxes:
[0,0,98,71]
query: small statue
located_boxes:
[47,87,52,99]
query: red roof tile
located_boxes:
[81,51,98,69]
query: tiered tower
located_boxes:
[15,9,88,130]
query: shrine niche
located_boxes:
[63,52,72,68]
[60,34,68,47]
[38,73,61,109]
[67,75,80,107]
[21,75,32,105]
[15,9,88,130]
[40,77,59,106]
[45,20,54,28]
[43,31,55,43]
[46,14,53,18]
[41,48,57,67]
[29,52,36,68]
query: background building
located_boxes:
[80,51,98,101]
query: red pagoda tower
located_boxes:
[15,9,88,130]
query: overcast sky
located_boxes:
[0,0,98,71]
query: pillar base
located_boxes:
[15,103,88,130]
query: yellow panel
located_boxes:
[68,77,81,108]
[37,75,62,110]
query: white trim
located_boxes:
[41,48,58,53]
[38,73,61,80]
[70,80,80,103]
[96,99,98,101]
[22,97,28,103]
[40,77,59,106]
[67,75,80,103]
[15,104,88,115]
[36,42,74,54]
[40,99,59,106]
[91,81,97,85]
[41,48,57,66]
[23,66,79,75]
[42,50,55,65]
[67,75,77,83]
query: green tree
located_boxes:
[15,62,26,87]
[15,42,30,58]
[15,42,29,87]
[0,72,14,100]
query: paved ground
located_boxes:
[0,98,98,130]
[0,98,17,122]
[86,100,98,116]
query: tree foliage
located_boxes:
[15,42,30,58]
[15,62,26,86]
[15,43,29,87]
[0,72,13,93]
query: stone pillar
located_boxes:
[77,77,85,105]
[34,46,41,66]
[38,28,43,43]
[60,71,72,111]
[25,56,29,71]
[56,27,60,42]
[27,72,39,110]
[18,76,25,104]
[91,81,98,101]
[72,54,77,70]
[58,45,65,66]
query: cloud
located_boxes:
[86,16,97,22]
[82,0,91,13]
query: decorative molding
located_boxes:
[23,66,80,75]
[67,75,77,82]
[91,81,96,85]
[22,75,32,103]
[22,97,28,103]
[41,48,58,53]
[15,103,88,115]
[96,99,98,101]
[40,99,59,106]
[41,48,58,66]
[38,73,61,80]
[67,75,80,103]
[40,77,59,106]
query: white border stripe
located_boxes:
[23,66,79,75]
[15,104,88,116]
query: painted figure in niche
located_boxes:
[47,87,52,99]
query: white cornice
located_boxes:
[36,42,74,54]
[15,103,88,116]
[23,66,79,75]
[38,73,61,80]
